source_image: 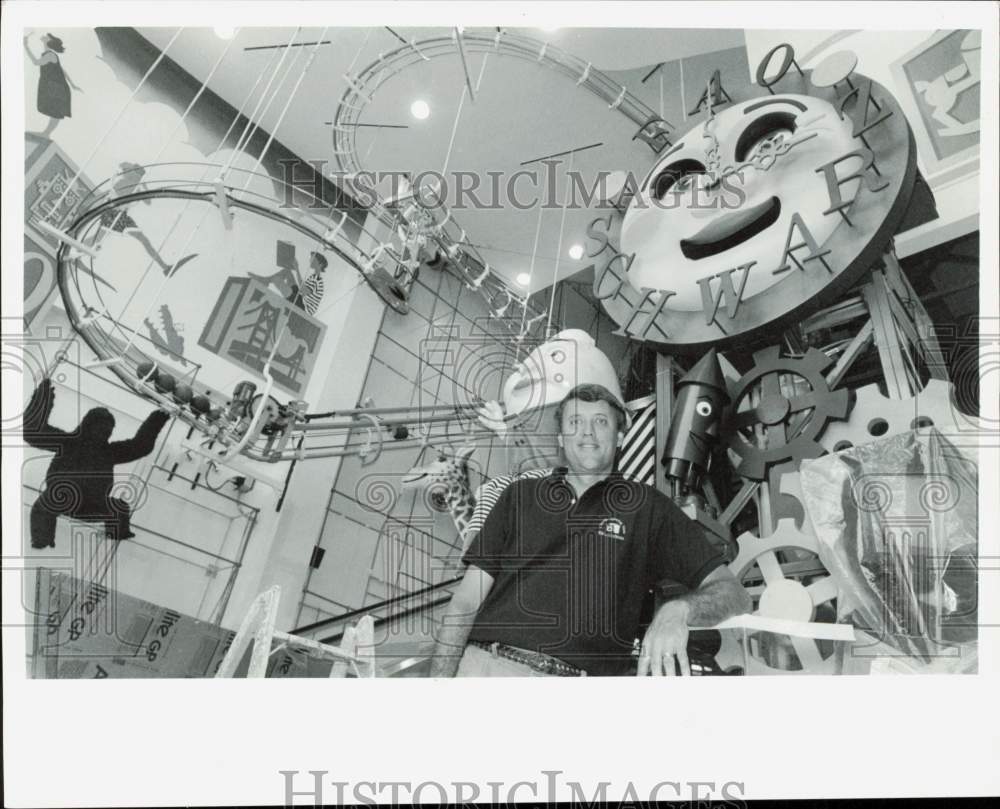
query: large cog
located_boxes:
[724,346,852,480]
[818,379,983,460]
[718,519,840,675]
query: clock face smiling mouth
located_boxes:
[679,195,781,260]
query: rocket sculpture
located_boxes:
[662,348,730,498]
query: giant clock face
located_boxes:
[622,93,858,309]
[592,49,919,352]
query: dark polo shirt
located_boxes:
[462,469,726,676]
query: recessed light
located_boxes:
[516,273,531,286]
[410,100,430,120]
[568,244,584,260]
[214,27,236,40]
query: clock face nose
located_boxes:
[620,93,857,311]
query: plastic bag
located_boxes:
[800,429,977,662]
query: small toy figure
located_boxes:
[87,162,198,276]
[662,348,730,495]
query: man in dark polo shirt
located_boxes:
[430,383,751,677]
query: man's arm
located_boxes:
[429,565,495,677]
[638,565,751,677]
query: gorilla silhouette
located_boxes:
[24,378,171,548]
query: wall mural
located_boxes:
[892,29,981,175]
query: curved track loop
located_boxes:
[332,31,662,175]
[55,166,498,464]
[330,32,662,341]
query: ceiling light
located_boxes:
[213,27,236,40]
[568,244,584,260]
[410,100,430,120]
[516,273,531,286]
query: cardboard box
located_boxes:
[31,569,239,679]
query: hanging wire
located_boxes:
[85,30,242,249]
[346,27,374,75]
[218,27,302,181]
[243,28,331,189]
[99,39,283,346]
[519,201,546,345]
[150,30,241,166]
[191,31,353,396]
[474,47,490,93]
[42,27,185,223]
[440,84,468,178]
[107,30,304,361]
[546,151,574,335]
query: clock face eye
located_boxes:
[621,93,857,312]
[734,111,798,164]
[651,159,710,200]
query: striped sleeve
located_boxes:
[463,467,553,549]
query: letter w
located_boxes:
[697,261,755,325]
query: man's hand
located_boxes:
[638,600,691,676]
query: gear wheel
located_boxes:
[818,379,982,459]
[717,519,840,675]
[724,346,852,480]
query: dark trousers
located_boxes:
[30,494,132,548]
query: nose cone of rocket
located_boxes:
[677,348,729,401]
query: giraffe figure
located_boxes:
[401,446,478,554]
[402,447,557,565]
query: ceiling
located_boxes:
[137,26,746,294]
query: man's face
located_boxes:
[558,398,623,476]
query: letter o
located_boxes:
[756,43,797,90]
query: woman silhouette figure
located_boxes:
[24,32,82,139]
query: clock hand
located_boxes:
[720,130,820,178]
[700,79,722,184]
[702,122,722,184]
[752,130,819,170]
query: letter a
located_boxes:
[772,214,832,275]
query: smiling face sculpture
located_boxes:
[484,329,627,475]
[502,329,624,419]
[620,93,858,311]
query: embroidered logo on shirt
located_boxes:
[598,517,626,541]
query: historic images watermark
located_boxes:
[278,158,750,213]
[280,769,747,808]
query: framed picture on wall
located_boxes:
[891,29,981,180]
